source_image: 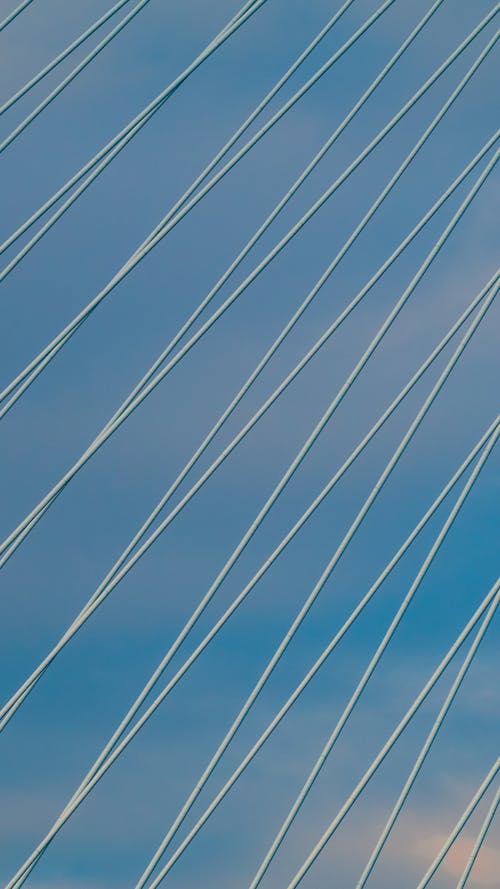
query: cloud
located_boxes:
[413,829,500,886]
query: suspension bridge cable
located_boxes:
[127,420,498,888]
[246,333,500,889]
[2,6,496,885]
[0,0,137,115]
[355,591,500,886]
[0,0,367,261]
[0,0,263,152]
[455,784,500,889]
[1,20,496,571]
[0,0,357,278]
[284,581,500,889]
[0,0,35,34]
[3,2,494,421]
[0,0,158,152]
[6,162,496,885]
[101,0,450,431]
[0,0,268,256]
[0,133,496,591]
[8,425,500,889]
[0,0,454,483]
[0,140,496,728]
[1,269,497,739]
[1,267,496,739]
[0,197,497,731]
[416,759,500,888]
[0,0,268,118]
[135,276,499,889]
[0,0,400,396]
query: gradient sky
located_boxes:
[0,1,499,887]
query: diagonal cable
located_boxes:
[416,760,500,888]
[455,784,500,889]
[138,275,499,889]
[6,169,497,885]
[1,16,496,571]
[0,0,35,34]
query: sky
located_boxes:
[0,1,499,887]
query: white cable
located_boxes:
[1,268,496,737]
[0,0,250,152]
[355,595,500,886]
[121,418,498,889]
[0,0,267,260]
[100,0,450,429]
[140,279,499,889]
[0,0,399,392]
[0,0,135,115]
[1,260,496,745]
[285,581,500,889]
[7,161,497,886]
[7,415,500,889]
[416,759,500,888]
[0,0,35,33]
[0,0,356,279]
[1,162,498,739]
[1,17,496,571]
[455,784,500,889]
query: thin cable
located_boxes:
[0,0,35,33]
[0,0,398,398]
[355,597,500,886]
[1,270,497,737]
[7,151,499,889]
[0,0,357,279]
[0,0,240,152]
[455,784,500,889]
[416,759,500,888]
[0,0,389,260]
[1,21,496,570]
[102,0,450,429]
[125,419,499,889]
[0,0,136,115]
[139,279,499,889]
[285,583,500,889]
[2,262,497,740]
[7,414,500,889]
[0,0,268,268]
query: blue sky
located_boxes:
[0,1,498,887]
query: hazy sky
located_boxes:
[0,1,498,887]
